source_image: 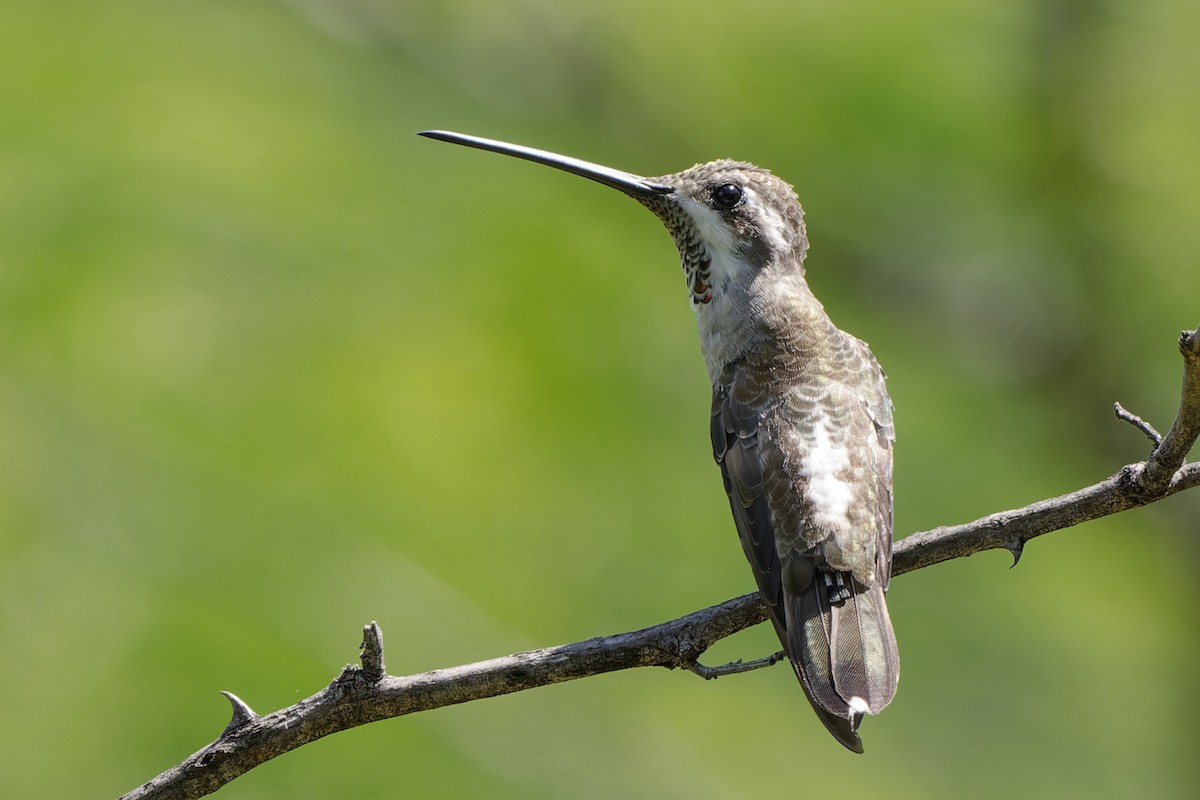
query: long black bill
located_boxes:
[419,130,674,198]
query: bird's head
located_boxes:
[641,160,809,307]
[419,131,809,309]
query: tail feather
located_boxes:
[832,580,898,713]
[785,571,899,752]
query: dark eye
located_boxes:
[711,183,743,210]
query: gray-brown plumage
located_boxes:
[420,131,900,752]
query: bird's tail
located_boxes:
[785,573,899,753]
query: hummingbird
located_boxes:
[420,130,899,752]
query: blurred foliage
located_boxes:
[1,0,1198,798]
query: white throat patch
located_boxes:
[677,188,791,290]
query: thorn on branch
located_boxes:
[1007,538,1025,568]
[1181,326,1200,362]
[1113,402,1163,448]
[220,691,256,735]
[685,651,786,680]
[360,621,386,682]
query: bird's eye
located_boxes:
[711,183,744,210]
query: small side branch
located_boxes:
[119,326,1200,800]
[1113,402,1162,448]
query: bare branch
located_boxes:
[1136,326,1200,493]
[120,601,769,800]
[889,461,1200,575]
[119,327,1200,800]
[896,325,1199,573]
[1113,401,1162,447]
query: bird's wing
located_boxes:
[710,362,785,638]
[845,333,895,589]
[711,335,897,752]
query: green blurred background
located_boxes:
[2,1,1198,797]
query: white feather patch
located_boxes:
[677,196,738,257]
[676,195,744,292]
[750,189,791,255]
[797,408,854,535]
